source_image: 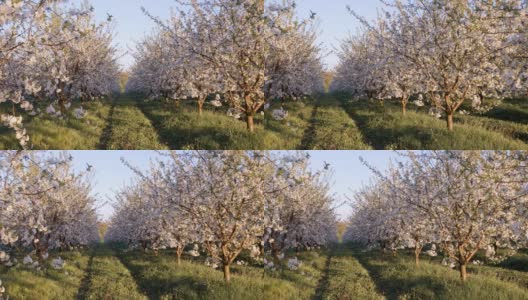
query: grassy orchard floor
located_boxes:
[1,244,527,299]
[0,94,526,150]
[0,244,330,299]
[341,97,528,150]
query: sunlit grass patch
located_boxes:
[116,247,328,300]
[138,99,294,150]
[0,251,89,299]
[306,95,372,150]
[105,97,168,150]
[79,247,146,300]
[0,100,112,150]
[319,244,384,300]
[349,243,528,300]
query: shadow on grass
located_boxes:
[342,104,436,150]
[136,100,282,150]
[97,98,117,150]
[135,99,197,150]
[485,102,528,125]
[312,248,333,300]
[114,252,212,300]
[350,246,450,300]
[76,252,95,300]
[497,250,528,272]
[300,105,319,149]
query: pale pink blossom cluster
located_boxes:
[106,151,336,283]
[346,151,528,281]
[332,0,528,131]
[0,151,99,271]
[125,0,324,132]
[1,0,120,147]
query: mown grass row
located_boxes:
[0,247,147,300]
[137,99,289,150]
[318,244,384,300]
[304,95,372,150]
[0,244,332,299]
[104,96,167,150]
[78,247,146,300]
[114,244,330,299]
[341,98,528,150]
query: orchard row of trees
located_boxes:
[1,0,121,147]
[106,151,337,283]
[125,0,325,132]
[345,151,528,281]
[0,151,99,267]
[332,0,528,131]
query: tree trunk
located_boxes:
[176,246,183,265]
[401,95,409,115]
[223,263,231,284]
[59,97,67,115]
[198,97,204,116]
[272,248,282,267]
[36,246,45,261]
[247,115,255,133]
[447,113,454,131]
[460,263,468,282]
[415,245,422,265]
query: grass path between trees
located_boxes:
[303,95,371,150]
[100,95,168,150]
[317,244,384,299]
[75,246,147,299]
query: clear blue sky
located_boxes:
[65,151,400,221]
[73,0,382,70]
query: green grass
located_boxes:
[280,250,330,297]
[136,94,371,150]
[305,95,372,150]
[115,245,329,299]
[349,244,528,300]
[1,244,527,299]
[78,247,146,300]
[137,97,303,150]
[264,100,315,149]
[0,100,112,149]
[342,98,528,150]
[103,96,168,150]
[318,244,384,300]
[0,94,526,150]
[484,98,528,124]
[0,250,90,299]
[497,249,528,272]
